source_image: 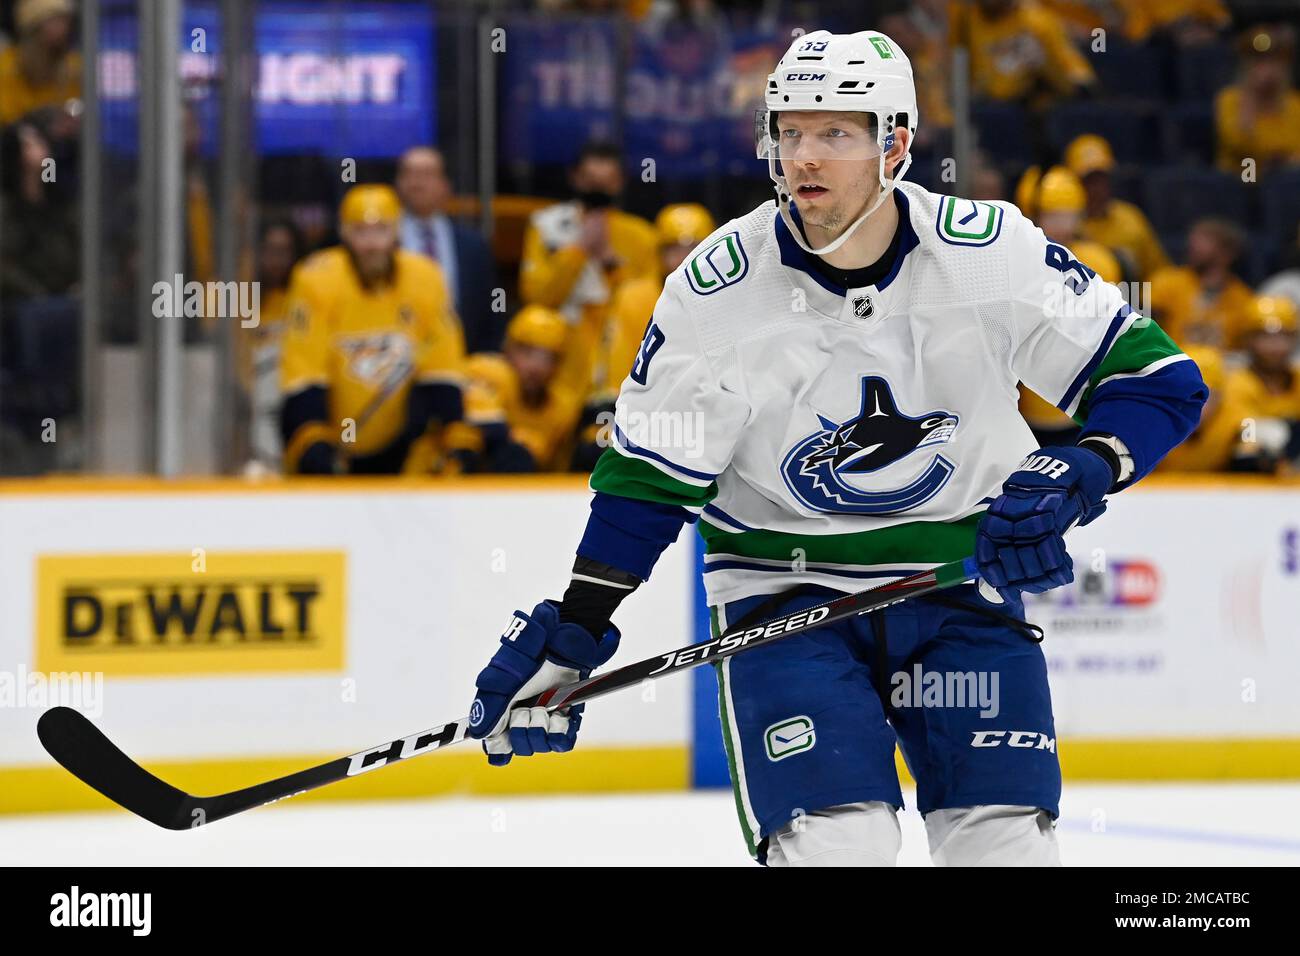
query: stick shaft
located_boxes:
[40,557,978,829]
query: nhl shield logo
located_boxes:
[852,295,874,319]
[781,375,959,515]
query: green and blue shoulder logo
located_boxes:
[936,196,1004,248]
[687,231,748,295]
[764,715,816,762]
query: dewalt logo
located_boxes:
[36,551,347,676]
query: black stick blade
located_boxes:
[37,706,199,830]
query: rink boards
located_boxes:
[0,475,1297,816]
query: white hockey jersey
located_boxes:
[591,181,1190,607]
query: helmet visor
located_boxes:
[755,109,884,163]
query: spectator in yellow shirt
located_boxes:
[1120,0,1229,45]
[952,0,1095,105]
[572,203,717,471]
[1221,296,1300,473]
[1148,219,1255,350]
[1038,1,1107,37]
[1215,25,1300,176]
[1063,134,1169,281]
[519,141,658,398]
[279,185,465,475]
[598,203,717,396]
[0,0,80,126]
[447,306,583,473]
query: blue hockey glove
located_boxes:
[975,445,1115,600]
[467,600,620,767]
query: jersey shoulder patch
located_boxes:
[685,229,750,296]
[934,195,1006,248]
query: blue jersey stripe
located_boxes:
[1058,304,1133,414]
[613,425,717,483]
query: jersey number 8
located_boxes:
[1045,242,1096,295]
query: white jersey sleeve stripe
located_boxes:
[1093,353,1194,391]
[611,426,717,487]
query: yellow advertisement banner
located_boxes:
[35,551,347,676]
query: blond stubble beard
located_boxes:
[798,156,884,236]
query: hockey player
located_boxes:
[279,185,465,475]
[466,31,1207,866]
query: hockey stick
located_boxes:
[37,555,980,831]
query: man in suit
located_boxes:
[395,146,502,353]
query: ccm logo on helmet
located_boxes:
[970,730,1056,752]
[1019,454,1071,480]
[784,72,826,82]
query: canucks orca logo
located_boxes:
[781,376,959,515]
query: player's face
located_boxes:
[1250,330,1296,371]
[1186,227,1227,272]
[396,149,450,216]
[776,112,883,232]
[1082,170,1110,206]
[259,227,297,287]
[505,342,559,395]
[1245,57,1288,95]
[36,14,74,52]
[343,221,399,281]
[1039,210,1082,244]
[572,158,624,202]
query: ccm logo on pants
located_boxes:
[970,730,1056,752]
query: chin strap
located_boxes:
[774,152,913,257]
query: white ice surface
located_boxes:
[3,784,1298,866]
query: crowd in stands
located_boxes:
[0,0,80,472]
[267,144,720,477]
[1,0,1298,477]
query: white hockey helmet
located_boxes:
[756,30,918,255]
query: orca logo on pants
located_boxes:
[765,716,816,761]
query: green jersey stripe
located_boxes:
[698,512,984,565]
[589,448,719,509]
[712,607,761,854]
[1072,317,1185,424]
